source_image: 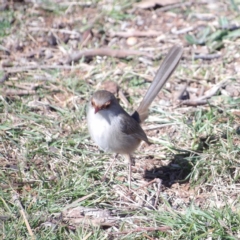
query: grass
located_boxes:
[163,205,240,239]
[0,0,240,239]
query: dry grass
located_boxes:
[0,0,240,239]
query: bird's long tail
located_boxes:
[132,45,183,123]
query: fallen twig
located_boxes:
[198,79,228,100]
[181,79,229,106]
[172,26,195,35]
[12,192,35,240]
[109,30,161,38]
[181,99,208,106]
[65,48,154,64]
[193,53,221,60]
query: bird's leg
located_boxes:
[101,153,118,182]
[125,154,134,189]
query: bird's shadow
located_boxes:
[144,152,195,188]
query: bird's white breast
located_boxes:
[87,104,117,152]
[87,104,140,154]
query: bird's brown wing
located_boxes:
[119,112,150,144]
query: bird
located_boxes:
[87,46,183,187]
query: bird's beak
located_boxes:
[94,106,100,114]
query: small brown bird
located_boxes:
[87,46,183,186]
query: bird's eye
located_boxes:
[103,100,111,109]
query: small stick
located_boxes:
[172,26,195,35]
[65,48,154,64]
[181,79,229,106]
[198,79,228,100]
[181,99,208,106]
[193,53,221,60]
[109,30,161,38]
[12,193,35,240]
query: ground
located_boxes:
[0,0,240,239]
